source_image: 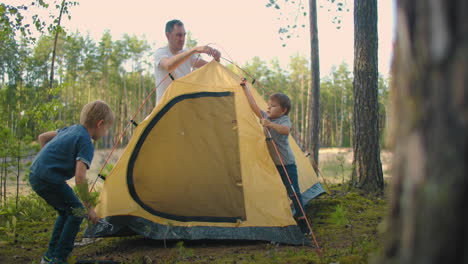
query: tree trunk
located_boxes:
[339,84,345,147]
[301,74,306,145]
[16,138,20,208]
[49,0,66,89]
[294,86,299,140]
[350,0,384,193]
[123,72,129,145]
[349,111,352,147]
[88,80,91,102]
[0,157,3,204]
[333,82,338,146]
[308,0,321,171]
[305,81,311,149]
[379,0,468,263]
[2,157,6,204]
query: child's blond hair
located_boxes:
[80,100,114,127]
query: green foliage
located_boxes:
[265,0,308,46]
[319,0,351,29]
[0,1,78,44]
[1,28,155,146]
[335,154,346,183]
[338,255,367,264]
[73,184,100,208]
[265,0,351,46]
[99,163,114,179]
[330,204,349,226]
[10,193,55,221]
[0,193,55,242]
[320,62,354,147]
[185,31,198,49]
[175,241,195,260]
[0,207,17,240]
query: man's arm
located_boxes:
[159,46,221,72]
[38,131,57,148]
[240,80,263,119]
[75,160,99,224]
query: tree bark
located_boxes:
[305,81,311,149]
[301,74,306,145]
[16,138,20,208]
[339,85,345,147]
[379,0,468,263]
[350,0,384,193]
[294,90,299,140]
[308,0,321,171]
[49,0,66,89]
[334,81,338,146]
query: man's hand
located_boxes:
[212,48,221,61]
[195,46,221,61]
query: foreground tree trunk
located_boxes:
[380,0,468,263]
[308,0,321,171]
[351,0,384,193]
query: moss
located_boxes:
[338,255,367,264]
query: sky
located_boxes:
[9,0,395,77]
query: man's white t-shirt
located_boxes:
[154,46,200,104]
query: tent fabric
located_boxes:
[85,61,325,245]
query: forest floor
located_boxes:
[1,148,391,264]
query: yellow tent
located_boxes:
[86,61,325,245]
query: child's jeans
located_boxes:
[29,176,84,261]
[276,164,304,214]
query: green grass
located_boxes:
[0,183,388,264]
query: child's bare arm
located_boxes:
[75,160,99,224]
[261,119,290,135]
[240,79,263,119]
[38,131,57,148]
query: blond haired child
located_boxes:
[29,100,114,264]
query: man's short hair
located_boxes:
[165,19,184,33]
[270,93,291,115]
[80,100,114,127]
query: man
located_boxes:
[154,19,221,104]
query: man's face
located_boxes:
[166,24,186,52]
